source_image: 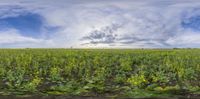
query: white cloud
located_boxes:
[0,29,53,48]
[0,29,38,44]
[0,0,200,48]
[167,30,200,47]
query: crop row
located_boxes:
[0,49,199,97]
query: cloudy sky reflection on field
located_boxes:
[0,0,200,48]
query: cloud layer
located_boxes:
[0,0,200,48]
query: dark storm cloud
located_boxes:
[81,23,123,44]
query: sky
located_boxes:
[0,0,200,48]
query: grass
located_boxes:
[0,49,199,98]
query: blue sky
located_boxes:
[0,0,200,48]
[0,13,43,38]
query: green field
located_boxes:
[0,49,199,98]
